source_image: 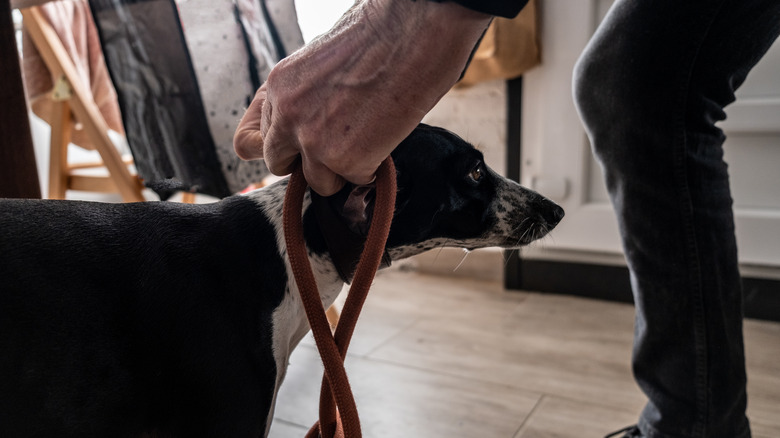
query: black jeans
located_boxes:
[573,0,780,437]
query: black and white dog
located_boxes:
[0,124,563,438]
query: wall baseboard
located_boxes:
[512,259,780,322]
[407,248,780,322]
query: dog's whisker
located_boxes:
[453,249,470,272]
[427,206,444,231]
[429,238,453,266]
[510,217,532,242]
[518,225,533,245]
[503,248,519,268]
[432,245,445,264]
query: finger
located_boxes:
[234,85,268,160]
[337,157,382,187]
[302,158,347,197]
[318,147,383,187]
[262,123,303,176]
[342,169,378,187]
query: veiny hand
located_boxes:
[234,0,491,195]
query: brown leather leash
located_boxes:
[283,157,397,438]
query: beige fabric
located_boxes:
[458,0,540,87]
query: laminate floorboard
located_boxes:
[272,269,780,437]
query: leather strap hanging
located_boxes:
[283,157,397,438]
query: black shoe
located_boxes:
[604,425,642,438]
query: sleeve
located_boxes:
[429,0,529,19]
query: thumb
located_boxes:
[234,85,268,160]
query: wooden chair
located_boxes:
[20,5,144,202]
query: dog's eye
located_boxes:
[469,165,484,182]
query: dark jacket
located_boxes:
[431,0,528,18]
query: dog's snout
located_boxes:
[546,203,565,227]
[533,196,564,228]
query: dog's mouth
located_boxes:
[500,204,565,248]
[504,221,557,247]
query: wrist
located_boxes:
[366,0,491,49]
[362,0,491,89]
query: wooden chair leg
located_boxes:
[325,304,341,331]
[48,100,71,199]
[181,192,196,204]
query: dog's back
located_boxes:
[0,198,286,437]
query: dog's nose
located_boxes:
[543,202,565,227]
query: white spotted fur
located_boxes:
[241,165,557,436]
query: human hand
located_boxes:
[234,0,491,195]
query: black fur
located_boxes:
[0,198,284,437]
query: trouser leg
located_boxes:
[573,1,780,436]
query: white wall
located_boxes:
[423,80,508,177]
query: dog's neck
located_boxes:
[242,180,345,292]
[309,192,392,284]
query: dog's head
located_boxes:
[309,124,563,268]
[385,124,563,259]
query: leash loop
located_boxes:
[283,157,397,438]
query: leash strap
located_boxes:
[283,158,397,438]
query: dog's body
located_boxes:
[0,125,563,438]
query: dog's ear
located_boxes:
[339,184,375,235]
[309,184,384,283]
[310,183,376,236]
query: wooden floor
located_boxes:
[270,268,780,438]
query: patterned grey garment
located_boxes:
[178,0,304,194]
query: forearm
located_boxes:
[341,0,493,114]
[304,0,493,108]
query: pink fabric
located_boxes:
[23,0,123,149]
